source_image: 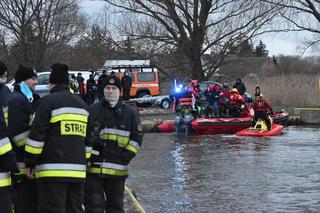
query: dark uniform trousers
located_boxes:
[0,191,12,213]
[253,111,271,130]
[84,175,125,213]
[13,179,38,213]
[38,181,84,213]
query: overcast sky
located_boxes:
[79,0,315,57]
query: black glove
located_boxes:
[102,141,122,158]
[121,151,135,165]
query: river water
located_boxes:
[127,126,320,213]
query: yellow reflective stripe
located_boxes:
[86,152,91,159]
[50,114,88,123]
[16,138,27,147]
[0,172,11,187]
[16,168,26,175]
[100,134,129,148]
[0,137,12,155]
[25,144,43,155]
[12,130,29,146]
[101,168,128,176]
[117,136,129,147]
[0,178,11,187]
[126,145,138,154]
[87,167,128,176]
[0,142,12,155]
[4,112,8,127]
[36,170,86,179]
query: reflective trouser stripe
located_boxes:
[35,163,86,179]
[87,162,128,176]
[25,139,45,155]
[86,146,92,159]
[87,167,128,176]
[126,140,140,154]
[0,172,11,187]
[12,130,29,147]
[36,170,86,178]
[0,137,12,155]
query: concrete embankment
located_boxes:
[291,108,320,124]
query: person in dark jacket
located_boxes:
[84,75,143,213]
[77,72,86,100]
[233,78,246,96]
[97,70,107,100]
[7,65,39,213]
[70,74,80,95]
[0,60,11,126]
[86,74,97,105]
[121,71,132,100]
[252,94,273,130]
[219,80,230,117]
[0,71,19,213]
[24,63,90,213]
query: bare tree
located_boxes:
[0,0,85,69]
[262,0,320,53]
[104,0,282,80]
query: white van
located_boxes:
[6,71,92,97]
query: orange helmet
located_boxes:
[231,88,238,93]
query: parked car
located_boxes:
[130,95,173,109]
[199,81,222,92]
[6,71,91,97]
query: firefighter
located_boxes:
[252,94,273,130]
[0,60,11,126]
[24,63,90,213]
[0,87,19,213]
[7,65,39,213]
[84,75,143,213]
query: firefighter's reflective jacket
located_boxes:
[0,108,19,191]
[24,85,90,182]
[86,100,143,179]
[7,87,39,176]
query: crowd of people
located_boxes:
[174,78,273,129]
[69,70,133,106]
[0,60,142,213]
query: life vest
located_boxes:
[228,91,244,107]
[253,100,272,113]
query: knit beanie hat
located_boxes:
[0,60,8,76]
[49,63,69,85]
[15,65,37,83]
[103,75,121,90]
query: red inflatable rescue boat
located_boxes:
[157,111,289,135]
[236,123,284,137]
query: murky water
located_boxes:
[127,126,320,213]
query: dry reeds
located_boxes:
[245,74,320,108]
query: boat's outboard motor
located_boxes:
[174,113,194,135]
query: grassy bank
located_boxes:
[244,74,320,109]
